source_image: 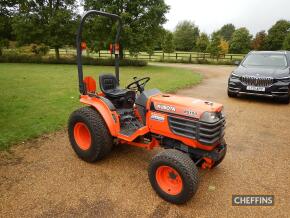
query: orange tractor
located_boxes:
[68,10,227,204]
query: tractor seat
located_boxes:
[99,74,129,98]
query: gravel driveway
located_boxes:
[1,63,289,217]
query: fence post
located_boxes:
[176,53,178,60]
[230,55,232,60]
[189,53,192,62]
[149,54,151,61]
[99,51,101,58]
[162,52,164,61]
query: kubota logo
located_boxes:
[157,104,176,112]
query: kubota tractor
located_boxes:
[68,10,227,204]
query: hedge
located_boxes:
[156,58,239,65]
[0,54,148,66]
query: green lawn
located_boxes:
[0,63,201,150]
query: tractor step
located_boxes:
[118,109,144,137]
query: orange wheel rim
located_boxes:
[156,166,183,195]
[73,122,91,150]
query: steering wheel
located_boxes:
[126,77,150,93]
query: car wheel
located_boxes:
[227,89,237,98]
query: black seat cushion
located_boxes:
[99,74,129,98]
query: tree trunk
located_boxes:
[55,47,60,60]
[119,44,124,59]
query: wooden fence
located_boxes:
[54,49,246,62]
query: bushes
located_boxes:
[157,57,236,65]
[30,44,50,56]
[0,53,147,66]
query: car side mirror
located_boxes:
[234,61,240,66]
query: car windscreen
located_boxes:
[242,54,288,68]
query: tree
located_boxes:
[251,31,267,50]
[265,20,290,50]
[218,24,235,41]
[84,0,169,56]
[283,32,290,50]
[219,39,229,55]
[12,0,78,59]
[196,33,209,52]
[229,28,252,54]
[173,21,199,51]
[207,31,221,57]
[0,0,18,55]
[162,31,175,53]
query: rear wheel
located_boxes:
[68,107,113,162]
[148,149,199,204]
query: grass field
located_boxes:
[0,63,202,150]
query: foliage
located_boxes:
[0,0,16,41]
[0,39,9,56]
[196,33,209,52]
[229,27,252,54]
[83,0,169,56]
[157,57,239,65]
[282,32,290,50]
[162,31,175,53]
[265,20,290,50]
[30,44,50,56]
[207,32,221,57]
[174,21,199,51]
[219,39,229,55]
[251,31,267,50]
[0,63,201,149]
[12,0,78,59]
[0,53,148,66]
[218,23,235,41]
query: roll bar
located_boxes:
[76,10,122,94]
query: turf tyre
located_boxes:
[68,106,113,162]
[148,149,199,204]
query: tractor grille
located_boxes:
[168,116,225,145]
[240,76,273,87]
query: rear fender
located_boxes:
[80,95,120,136]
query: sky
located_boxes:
[164,0,290,35]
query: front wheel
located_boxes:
[278,95,290,104]
[227,89,237,98]
[148,149,199,204]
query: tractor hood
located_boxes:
[150,94,223,119]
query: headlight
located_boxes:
[220,107,225,118]
[230,73,240,79]
[276,76,290,82]
[200,111,220,123]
